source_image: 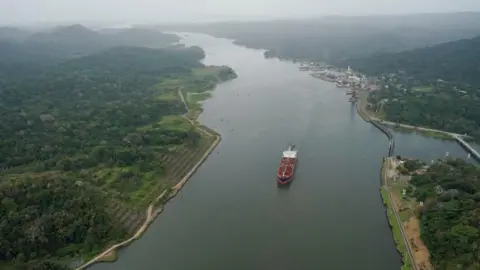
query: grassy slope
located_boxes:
[73,66,233,266]
[90,66,233,209]
[381,187,413,270]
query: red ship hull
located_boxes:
[277,157,296,185]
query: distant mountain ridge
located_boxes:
[0,24,180,64]
[157,12,480,62]
[0,26,32,42]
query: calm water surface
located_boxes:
[91,33,476,270]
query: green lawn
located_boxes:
[381,188,406,252]
[186,92,212,108]
[192,66,225,78]
[156,89,179,101]
[137,115,192,133]
[381,187,413,270]
[412,85,434,92]
[158,115,192,131]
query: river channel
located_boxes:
[91,33,477,270]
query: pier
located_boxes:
[453,135,480,161]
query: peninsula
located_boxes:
[0,26,236,270]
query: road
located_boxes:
[178,88,189,112]
[356,90,469,139]
[383,157,418,270]
[375,119,468,138]
[75,90,220,270]
[177,88,213,137]
[75,190,167,270]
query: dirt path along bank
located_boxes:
[75,91,222,270]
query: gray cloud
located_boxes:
[1,0,480,25]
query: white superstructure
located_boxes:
[282,150,297,159]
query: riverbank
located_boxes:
[74,67,234,270]
[381,157,435,270]
[302,64,472,143]
[380,158,416,270]
[356,90,471,139]
[307,68,415,269]
[76,132,220,269]
[357,87,422,270]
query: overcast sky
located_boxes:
[1,0,480,25]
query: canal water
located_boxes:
[91,33,476,270]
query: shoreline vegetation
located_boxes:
[380,157,430,270]
[382,156,480,270]
[356,91,464,140]
[76,130,222,270]
[302,63,471,141]
[324,67,429,269]
[212,20,480,141]
[0,32,238,270]
[74,67,236,269]
[298,59,480,270]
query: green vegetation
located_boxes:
[187,92,212,107]
[0,31,236,269]
[380,187,412,270]
[380,158,413,270]
[0,173,124,269]
[384,124,454,140]
[338,36,480,87]
[381,188,406,251]
[155,65,236,119]
[179,17,480,140]
[411,86,434,93]
[410,158,480,269]
[170,13,480,63]
[341,35,480,139]
[0,24,180,64]
[403,160,425,172]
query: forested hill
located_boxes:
[335,35,480,87]
[0,45,213,269]
[0,27,32,42]
[158,12,480,62]
[357,34,480,138]
[0,24,180,65]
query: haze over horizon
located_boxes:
[1,0,480,26]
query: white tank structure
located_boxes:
[282,147,298,159]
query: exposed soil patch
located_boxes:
[404,217,434,270]
[391,189,433,270]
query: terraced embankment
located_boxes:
[106,201,146,236]
[75,93,221,270]
[76,131,220,270]
[74,63,236,269]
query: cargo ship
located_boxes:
[277,144,298,185]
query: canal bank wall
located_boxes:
[380,158,418,270]
[355,91,416,269]
[355,91,395,157]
